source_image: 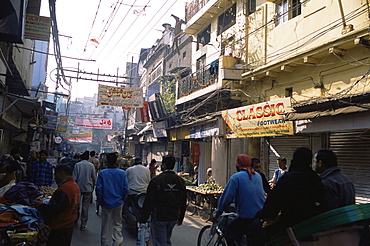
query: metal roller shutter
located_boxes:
[267,136,310,180]
[329,130,370,203]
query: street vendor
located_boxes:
[181,157,195,178]
[35,165,80,246]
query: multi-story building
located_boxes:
[179,0,370,201]
[0,0,50,155]
[126,23,193,166]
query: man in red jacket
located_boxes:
[36,165,80,246]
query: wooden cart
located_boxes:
[186,186,223,222]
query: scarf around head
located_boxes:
[235,154,255,179]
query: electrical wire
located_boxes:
[111,0,175,66]
[82,0,102,53]
[95,0,152,66]
[85,0,139,66]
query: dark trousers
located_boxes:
[224,217,253,246]
[224,216,267,246]
[46,226,74,246]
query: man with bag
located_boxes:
[139,155,187,246]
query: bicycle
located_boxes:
[197,212,236,246]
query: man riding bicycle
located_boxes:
[213,154,265,246]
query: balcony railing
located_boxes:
[185,0,212,22]
[177,63,218,99]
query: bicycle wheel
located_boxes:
[186,194,197,216]
[199,197,212,222]
[197,225,226,246]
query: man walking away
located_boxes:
[126,157,150,196]
[315,149,355,212]
[96,153,129,246]
[88,150,100,174]
[139,155,187,246]
[72,151,96,231]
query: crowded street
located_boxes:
[71,195,208,246]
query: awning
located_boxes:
[1,93,43,118]
[285,105,369,120]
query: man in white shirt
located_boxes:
[72,151,96,231]
[124,157,150,224]
[126,157,150,195]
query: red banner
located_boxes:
[140,102,150,123]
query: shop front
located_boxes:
[287,104,370,203]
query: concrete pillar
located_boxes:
[248,138,260,158]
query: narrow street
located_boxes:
[71,199,209,246]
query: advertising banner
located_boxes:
[222,98,294,138]
[140,102,150,123]
[57,115,68,132]
[97,84,143,108]
[24,14,51,41]
[68,132,92,143]
[74,116,112,129]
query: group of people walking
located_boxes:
[42,150,185,246]
[0,146,354,246]
[214,147,355,246]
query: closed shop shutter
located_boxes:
[329,130,370,203]
[267,136,310,180]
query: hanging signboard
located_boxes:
[153,121,167,138]
[44,111,58,130]
[97,84,143,108]
[140,102,150,123]
[24,14,51,41]
[57,115,68,132]
[68,132,92,143]
[74,116,112,129]
[222,98,294,138]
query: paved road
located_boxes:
[71,199,209,246]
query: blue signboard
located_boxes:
[44,111,58,130]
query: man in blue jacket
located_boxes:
[214,154,265,246]
[96,153,129,246]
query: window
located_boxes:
[196,55,206,71]
[218,3,236,35]
[285,87,293,97]
[248,0,256,15]
[197,25,211,50]
[276,0,301,26]
[183,51,186,58]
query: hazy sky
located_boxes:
[40,0,186,99]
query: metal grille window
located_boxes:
[276,0,301,26]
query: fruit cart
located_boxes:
[186,183,223,222]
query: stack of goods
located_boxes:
[0,182,53,245]
[193,183,224,193]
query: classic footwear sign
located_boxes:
[222,98,294,138]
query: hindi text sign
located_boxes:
[97,84,143,108]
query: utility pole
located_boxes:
[122,56,134,155]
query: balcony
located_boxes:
[177,63,218,100]
[185,0,231,35]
